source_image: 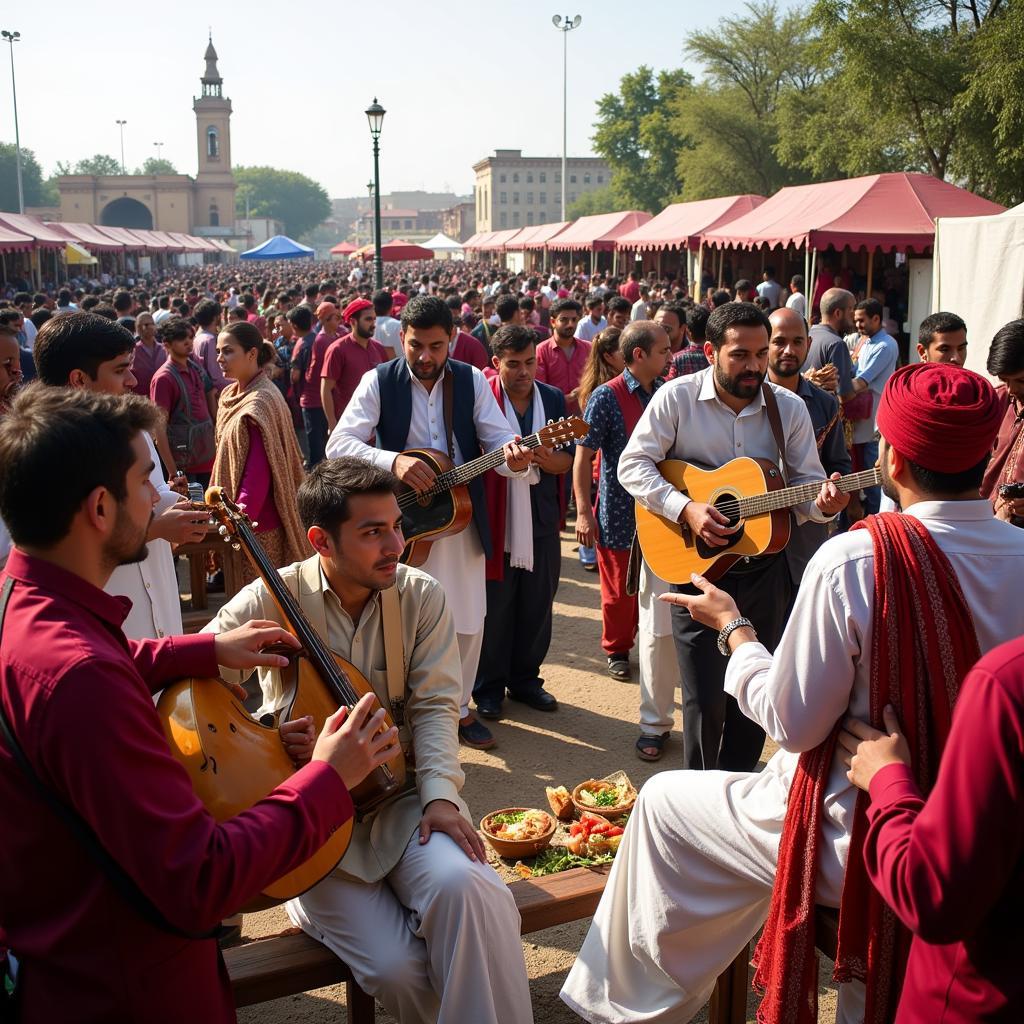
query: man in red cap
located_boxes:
[562,362,1024,1024]
[320,298,390,432]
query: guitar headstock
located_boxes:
[538,415,589,450]
[205,486,258,551]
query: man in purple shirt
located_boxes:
[190,299,228,393]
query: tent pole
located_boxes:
[694,243,703,301]
[717,248,723,288]
[803,246,810,311]
[808,247,818,321]
[866,248,875,300]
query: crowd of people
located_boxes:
[0,253,1022,1024]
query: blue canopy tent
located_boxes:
[239,234,314,260]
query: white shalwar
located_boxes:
[638,561,678,736]
[105,432,183,640]
[326,362,525,714]
[562,501,1024,1024]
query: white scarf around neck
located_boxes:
[499,383,543,571]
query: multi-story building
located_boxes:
[441,201,475,243]
[472,149,612,233]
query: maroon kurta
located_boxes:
[0,550,353,1023]
[864,636,1024,1023]
[451,331,490,371]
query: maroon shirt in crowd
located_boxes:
[299,330,338,409]
[450,331,490,371]
[321,335,390,421]
[0,550,353,1023]
[864,636,1024,1023]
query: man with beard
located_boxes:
[618,302,847,772]
[805,287,857,399]
[327,296,534,751]
[33,313,208,641]
[0,387,394,1024]
[320,298,390,432]
[205,458,532,1024]
[536,297,590,415]
[767,307,850,594]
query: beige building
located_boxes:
[473,149,611,233]
[56,37,238,243]
[442,201,475,243]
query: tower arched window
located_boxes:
[209,201,220,227]
[207,126,219,159]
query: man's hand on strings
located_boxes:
[280,715,316,766]
[838,706,911,792]
[393,454,436,495]
[659,573,740,631]
[680,501,739,548]
[503,438,534,472]
[816,473,850,516]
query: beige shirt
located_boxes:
[203,557,467,883]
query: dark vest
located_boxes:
[376,358,493,559]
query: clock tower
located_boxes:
[192,36,235,231]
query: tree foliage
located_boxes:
[567,186,620,219]
[58,154,124,176]
[591,66,692,212]
[0,144,57,209]
[136,157,179,175]
[234,166,331,239]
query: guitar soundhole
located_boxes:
[695,491,745,560]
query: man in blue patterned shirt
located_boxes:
[573,322,672,682]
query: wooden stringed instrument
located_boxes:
[636,458,881,584]
[397,415,588,566]
[156,488,409,911]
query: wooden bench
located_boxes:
[226,864,611,1019]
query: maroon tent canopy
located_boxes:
[330,241,357,254]
[376,239,436,261]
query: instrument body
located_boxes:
[397,416,589,566]
[157,488,407,909]
[636,458,880,583]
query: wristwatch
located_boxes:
[716,617,755,656]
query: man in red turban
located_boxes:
[321,298,389,432]
[561,362,1024,1024]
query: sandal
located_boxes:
[635,731,669,762]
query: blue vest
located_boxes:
[375,358,493,559]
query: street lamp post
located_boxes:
[1,30,23,214]
[366,180,375,250]
[365,98,386,290]
[153,141,164,162]
[551,14,581,221]
[115,119,127,174]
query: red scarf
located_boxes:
[752,512,980,1024]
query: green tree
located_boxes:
[592,66,692,212]
[673,1,820,199]
[135,157,178,175]
[567,186,620,219]
[60,154,123,175]
[234,166,330,239]
[0,144,57,208]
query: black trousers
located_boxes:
[302,407,328,467]
[669,554,792,772]
[473,533,561,705]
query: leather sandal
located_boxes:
[635,731,669,762]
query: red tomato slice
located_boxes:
[606,826,624,837]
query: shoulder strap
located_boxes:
[167,362,195,421]
[0,577,221,941]
[380,586,406,707]
[761,383,787,476]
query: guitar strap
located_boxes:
[761,383,788,482]
[379,584,413,763]
[442,369,455,460]
[0,577,223,941]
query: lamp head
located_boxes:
[572,14,582,27]
[365,98,386,139]
[552,14,562,26]
[2,30,20,42]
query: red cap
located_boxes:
[342,298,373,324]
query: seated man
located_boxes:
[561,363,1023,1024]
[204,457,532,1024]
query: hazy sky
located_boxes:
[8,0,792,200]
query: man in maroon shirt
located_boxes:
[297,302,343,468]
[0,386,397,1024]
[841,636,1024,1023]
[321,298,389,432]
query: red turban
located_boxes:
[876,363,1002,472]
[315,301,338,321]
[342,298,373,324]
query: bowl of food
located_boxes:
[480,807,557,859]
[571,775,637,818]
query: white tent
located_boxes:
[933,202,1024,378]
[422,232,465,260]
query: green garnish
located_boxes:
[518,847,614,877]
[489,811,527,826]
[593,789,619,807]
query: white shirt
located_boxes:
[618,366,831,527]
[725,500,1024,901]
[326,362,523,633]
[785,291,806,318]
[104,432,183,640]
[21,318,37,349]
[756,280,782,308]
[153,308,173,324]
[630,298,649,321]
[373,315,401,356]
[575,315,607,342]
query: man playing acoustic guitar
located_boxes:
[619,302,848,772]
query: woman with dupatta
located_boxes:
[211,320,310,582]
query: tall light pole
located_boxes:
[153,141,164,162]
[1,30,23,213]
[115,119,127,174]
[551,14,581,221]
[366,179,375,251]
[365,99,386,290]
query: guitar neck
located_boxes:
[432,431,545,491]
[738,467,881,518]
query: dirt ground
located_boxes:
[235,525,839,1024]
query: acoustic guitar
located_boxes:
[398,416,588,566]
[635,458,881,584]
[157,488,410,911]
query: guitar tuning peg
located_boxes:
[218,525,229,537]
[251,521,259,529]
[231,542,241,551]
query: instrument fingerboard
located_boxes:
[738,467,882,518]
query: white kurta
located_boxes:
[562,501,1024,1024]
[326,363,523,636]
[105,432,183,641]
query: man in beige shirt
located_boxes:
[204,458,531,1024]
